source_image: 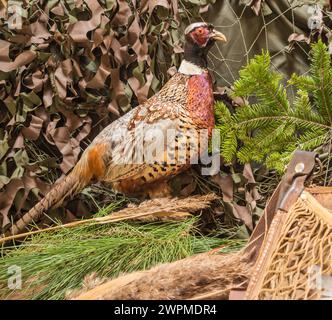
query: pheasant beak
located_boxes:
[211,30,227,42]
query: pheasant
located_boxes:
[3,22,227,237]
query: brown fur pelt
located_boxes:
[68,250,252,300]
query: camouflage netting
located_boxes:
[0,0,216,229]
[1,0,331,234]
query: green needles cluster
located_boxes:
[0,216,243,300]
[216,40,332,173]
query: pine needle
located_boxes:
[0,194,218,244]
[0,216,242,300]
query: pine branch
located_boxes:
[216,41,332,173]
[233,52,289,112]
[310,40,332,125]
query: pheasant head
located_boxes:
[183,22,227,68]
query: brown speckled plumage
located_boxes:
[91,71,214,195]
[3,23,227,238]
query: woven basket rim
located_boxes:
[301,190,332,226]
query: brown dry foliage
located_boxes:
[69,250,251,300]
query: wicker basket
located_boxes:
[244,177,332,299]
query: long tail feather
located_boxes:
[3,156,93,238]
[7,174,80,237]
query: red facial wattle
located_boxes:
[191,28,210,47]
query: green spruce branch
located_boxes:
[215,40,332,172]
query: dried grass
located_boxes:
[70,250,251,300]
[0,194,218,244]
